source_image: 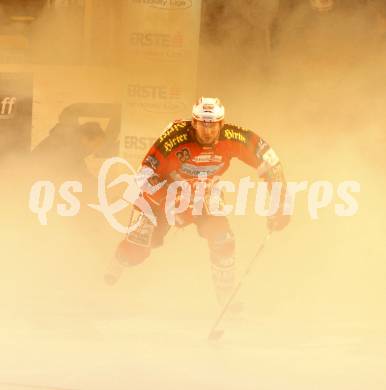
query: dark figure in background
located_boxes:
[372,0,386,40]
[31,121,105,181]
[200,0,226,45]
[0,0,47,34]
[200,0,280,66]
[271,0,376,65]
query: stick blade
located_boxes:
[208,329,224,341]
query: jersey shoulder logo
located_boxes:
[219,123,252,144]
[155,120,192,156]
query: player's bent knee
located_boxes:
[115,238,151,267]
[209,232,235,262]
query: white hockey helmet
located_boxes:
[310,0,334,12]
[192,97,225,123]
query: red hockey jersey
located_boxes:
[141,120,283,189]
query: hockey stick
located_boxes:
[208,231,272,341]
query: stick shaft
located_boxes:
[208,232,271,338]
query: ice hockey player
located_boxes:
[105,97,290,307]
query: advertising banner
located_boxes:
[0,72,33,159]
[120,0,202,166]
